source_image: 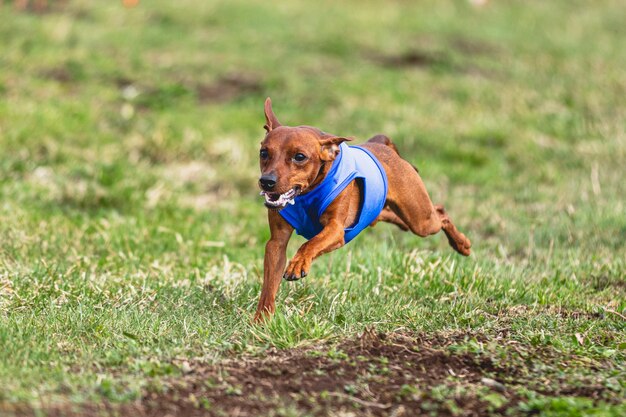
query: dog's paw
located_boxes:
[451,230,471,256]
[283,255,310,281]
[252,311,268,324]
[441,218,472,256]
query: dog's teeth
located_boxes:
[260,188,298,208]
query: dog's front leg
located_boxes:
[283,218,345,281]
[283,186,354,281]
[254,211,293,322]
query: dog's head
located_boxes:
[258,98,351,210]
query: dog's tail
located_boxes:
[366,134,418,173]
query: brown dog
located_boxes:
[255,98,471,322]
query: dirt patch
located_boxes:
[448,37,500,56]
[372,35,501,68]
[40,67,73,83]
[176,331,510,417]
[195,73,262,104]
[371,49,451,70]
[368,38,502,79]
[39,62,84,84]
[10,330,621,417]
[118,73,262,110]
[368,49,495,78]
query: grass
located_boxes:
[0,0,625,415]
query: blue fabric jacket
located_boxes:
[279,143,388,243]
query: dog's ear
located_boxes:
[264,97,281,132]
[319,135,352,161]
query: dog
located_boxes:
[254,98,471,322]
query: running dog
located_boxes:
[255,98,471,321]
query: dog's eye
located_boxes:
[293,153,307,162]
[260,149,269,160]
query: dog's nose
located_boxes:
[259,174,277,190]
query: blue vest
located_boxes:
[279,143,388,243]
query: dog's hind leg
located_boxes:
[384,158,471,256]
[434,205,471,256]
[371,206,410,231]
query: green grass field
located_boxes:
[0,0,625,415]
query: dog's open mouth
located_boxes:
[260,187,300,209]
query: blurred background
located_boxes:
[1,0,624,262]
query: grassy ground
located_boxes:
[0,0,625,415]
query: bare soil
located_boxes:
[371,50,450,69]
[195,74,262,104]
[6,329,619,417]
